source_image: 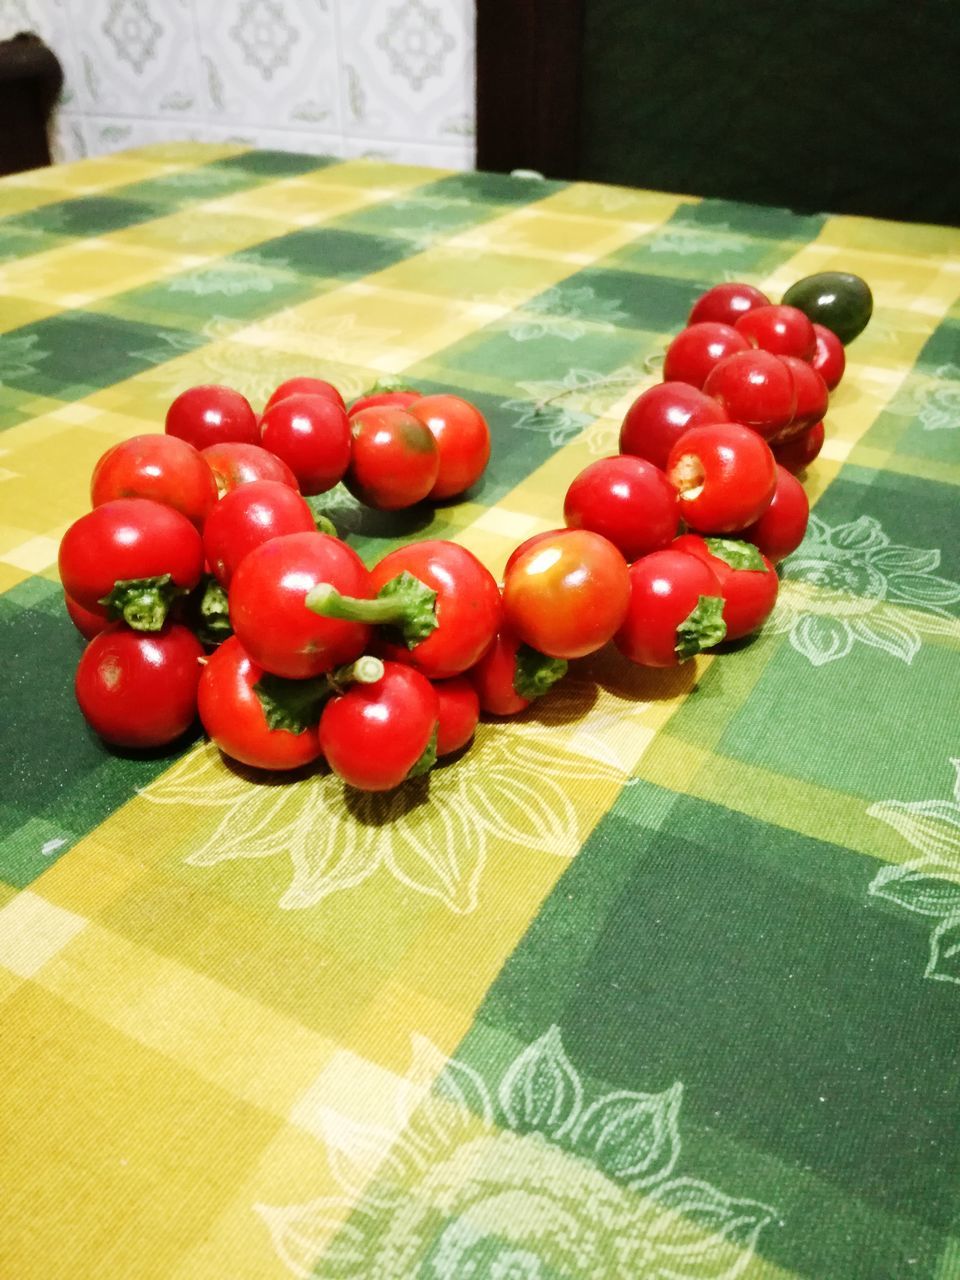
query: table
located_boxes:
[1,144,959,1280]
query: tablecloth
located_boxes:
[1,144,959,1279]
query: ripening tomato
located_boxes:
[259,393,352,496]
[319,661,439,791]
[345,406,440,509]
[434,676,480,755]
[734,304,816,360]
[702,349,797,438]
[197,635,324,771]
[619,382,727,471]
[229,531,373,679]
[202,441,299,496]
[165,385,259,450]
[91,433,218,528]
[741,464,810,562]
[667,423,777,533]
[614,549,726,667]
[673,533,779,639]
[202,480,316,587]
[264,377,345,413]
[662,322,751,389]
[407,394,491,500]
[502,529,630,660]
[59,498,204,617]
[688,282,771,328]
[563,455,679,562]
[810,323,845,391]
[75,623,203,747]
[772,420,825,474]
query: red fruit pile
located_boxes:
[58,275,864,795]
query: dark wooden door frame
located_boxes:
[475,0,585,179]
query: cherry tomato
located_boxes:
[662,322,750,389]
[59,498,203,617]
[202,480,316,588]
[368,540,502,679]
[503,529,630,660]
[349,389,421,417]
[434,676,480,755]
[165,385,259,450]
[319,661,439,791]
[702,349,797,438]
[772,356,829,440]
[688,282,770,328]
[202,441,299,496]
[619,382,727,471]
[230,531,372,679]
[197,635,324,771]
[667,422,777,533]
[734,304,816,360]
[65,592,109,640]
[407,394,491,500]
[259,393,352,496]
[563,455,679,562]
[673,533,779,639]
[502,530,563,580]
[468,628,567,716]
[91,433,218,528]
[810,323,845,391]
[614,549,726,667]
[772,420,825,474]
[75,622,203,747]
[264,377,345,413]
[346,406,440,510]
[741,463,810,562]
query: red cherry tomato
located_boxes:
[619,382,727,471]
[772,356,829,439]
[673,533,779,639]
[165,385,259,450]
[503,529,630,660]
[59,498,203,616]
[468,628,567,717]
[91,433,218,528]
[810,323,845,391]
[346,406,440,510]
[741,464,810,562]
[615,549,726,667]
[407,394,491,500]
[202,480,316,588]
[263,377,345,413]
[772,420,825,474]
[197,635,324,771]
[503,529,565,580]
[368,540,502,679]
[65,592,109,640]
[202,441,299,496]
[229,531,372,679]
[75,622,203,747]
[434,676,480,755]
[319,661,439,791]
[663,322,751,389]
[563,455,679,562]
[702,349,797,438]
[349,389,422,417]
[734,304,816,360]
[667,423,777,533]
[688,282,771,328]
[259,393,352,496]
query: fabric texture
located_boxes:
[1,144,959,1279]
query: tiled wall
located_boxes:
[2,0,475,169]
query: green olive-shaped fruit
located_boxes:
[781,272,873,345]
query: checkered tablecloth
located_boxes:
[2,144,960,1279]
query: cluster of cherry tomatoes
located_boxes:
[57,270,869,793]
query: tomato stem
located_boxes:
[329,655,384,690]
[306,570,438,647]
[98,573,188,631]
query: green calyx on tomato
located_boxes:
[703,538,767,572]
[98,573,188,631]
[254,656,385,733]
[362,376,419,396]
[675,594,727,661]
[514,644,568,700]
[306,570,438,647]
[780,272,873,345]
[192,575,232,646]
[405,725,439,779]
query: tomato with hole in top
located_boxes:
[91,433,218,528]
[345,406,440,509]
[663,322,751,389]
[563,455,679,562]
[688,282,771,328]
[667,422,777,533]
[259,393,352,496]
[202,441,300,496]
[619,382,727,471]
[165,385,259,450]
[406,394,491,500]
